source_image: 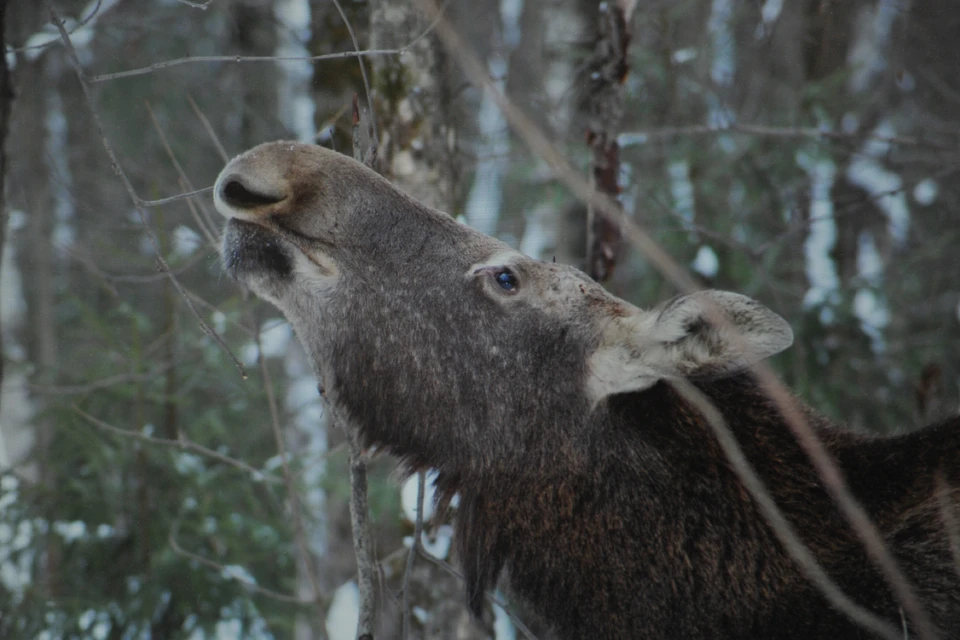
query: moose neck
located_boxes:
[454,373,845,637]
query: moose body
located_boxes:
[214,141,960,639]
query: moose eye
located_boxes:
[495,269,518,292]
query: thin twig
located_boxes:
[8,0,103,54]
[187,94,230,162]
[401,470,426,639]
[417,548,539,640]
[140,185,214,208]
[667,380,902,640]
[417,5,939,638]
[331,0,379,152]
[89,50,403,83]
[253,321,325,608]
[618,123,958,153]
[344,105,378,639]
[347,426,377,639]
[25,365,172,396]
[145,101,220,245]
[169,523,311,603]
[352,94,363,164]
[72,406,281,484]
[49,4,247,380]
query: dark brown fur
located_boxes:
[214,142,960,639]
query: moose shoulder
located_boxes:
[214,141,960,639]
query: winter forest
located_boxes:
[2,0,960,637]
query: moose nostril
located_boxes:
[220,177,285,209]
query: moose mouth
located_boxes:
[221,219,294,282]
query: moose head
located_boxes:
[214,141,792,480]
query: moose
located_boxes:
[214,141,960,639]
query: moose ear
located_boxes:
[586,290,793,403]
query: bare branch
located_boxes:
[618,123,959,153]
[346,99,379,640]
[332,0,379,154]
[187,95,230,163]
[169,524,311,604]
[145,101,220,246]
[345,425,377,639]
[140,185,214,208]
[48,3,247,379]
[26,365,172,396]
[8,0,104,54]
[418,5,939,637]
[72,406,282,484]
[253,322,325,609]
[89,50,404,84]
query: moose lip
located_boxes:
[222,219,294,281]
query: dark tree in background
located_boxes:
[0,0,958,638]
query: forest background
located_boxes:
[1,0,959,638]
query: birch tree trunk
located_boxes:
[370,0,458,212]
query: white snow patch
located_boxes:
[691,246,719,278]
[53,520,87,543]
[856,232,883,285]
[672,48,697,64]
[618,132,648,147]
[501,0,523,48]
[846,156,909,246]
[221,564,257,586]
[913,178,939,205]
[708,0,734,86]
[212,311,227,334]
[854,232,889,352]
[91,620,111,640]
[401,470,438,523]
[79,610,96,631]
[420,524,453,559]
[174,453,205,476]
[853,289,889,353]
[668,160,695,225]
[847,0,901,93]
[241,343,260,366]
[276,0,310,30]
[760,0,784,25]
[494,597,517,640]
[286,376,320,412]
[215,619,242,639]
[258,319,292,358]
[174,226,203,256]
[326,581,360,640]
[797,152,840,309]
